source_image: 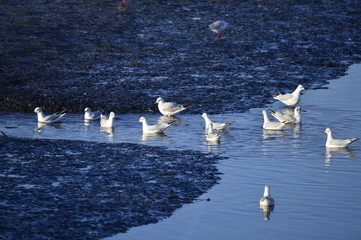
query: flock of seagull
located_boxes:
[259,84,358,215]
[33,84,358,217]
[34,84,358,148]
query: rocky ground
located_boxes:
[0,137,223,239]
[1,0,360,114]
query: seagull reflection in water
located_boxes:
[140,132,170,142]
[34,122,63,133]
[206,140,220,152]
[262,129,288,140]
[100,126,114,142]
[325,148,356,167]
[260,205,274,221]
[157,115,183,125]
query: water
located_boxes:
[1,64,361,239]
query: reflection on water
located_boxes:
[140,132,170,142]
[84,120,91,127]
[157,115,183,125]
[259,205,274,221]
[34,122,64,134]
[262,129,288,139]
[325,148,356,167]
[100,127,115,142]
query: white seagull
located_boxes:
[100,112,116,128]
[269,106,306,124]
[259,185,275,206]
[205,123,221,142]
[155,97,189,116]
[84,107,102,121]
[272,85,306,106]
[208,20,229,37]
[262,110,285,130]
[201,113,234,131]
[323,128,358,148]
[34,107,66,123]
[138,116,174,134]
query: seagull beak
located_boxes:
[301,109,307,112]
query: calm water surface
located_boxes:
[1,65,361,240]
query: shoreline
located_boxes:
[1,0,360,114]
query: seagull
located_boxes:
[138,116,174,134]
[206,123,221,142]
[201,113,234,131]
[84,107,103,121]
[323,128,358,148]
[155,97,189,116]
[269,106,306,124]
[208,20,229,37]
[262,110,286,130]
[259,185,275,206]
[34,107,66,123]
[100,112,116,128]
[272,85,306,106]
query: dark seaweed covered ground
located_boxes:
[1,0,360,114]
[0,137,222,239]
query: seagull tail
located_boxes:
[56,109,67,115]
[268,109,276,114]
[225,121,235,127]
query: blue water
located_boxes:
[1,65,361,240]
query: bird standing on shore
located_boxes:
[208,20,229,38]
[155,97,189,116]
[272,85,306,106]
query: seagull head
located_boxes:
[155,97,164,104]
[323,128,331,134]
[34,107,43,113]
[297,85,307,91]
[263,185,271,198]
[109,112,116,119]
[138,116,145,123]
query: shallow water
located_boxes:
[1,64,361,239]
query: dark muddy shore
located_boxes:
[0,137,223,239]
[1,0,360,114]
